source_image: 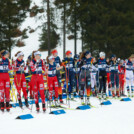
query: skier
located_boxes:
[47,55,63,106]
[90,57,98,96]
[26,55,33,99]
[63,51,75,100]
[94,52,108,100]
[106,58,112,96]
[118,60,126,96]
[79,51,92,104]
[125,54,134,97]
[51,50,63,103]
[0,50,12,112]
[30,51,46,112]
[73,54,80,94]
[110,54,120,97]
[14,51,29,108]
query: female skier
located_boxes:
[51,50,63,103]
[73,54,80,94]
[110,54,120,97]
[118,60,126,96]
[30,51,46,112]
[79,51,92,104]
[47,55,63,106]
[63,51,75,100]
[125,54,134,97]
[94,52,108,100]
[0,50,12,112]
[14,51,29,108]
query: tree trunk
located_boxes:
[74,0,77,55]
[63,2,66,58]
[81,26,84,51]
[47,0,51,55]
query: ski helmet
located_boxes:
[85,51,91,56]
[66,50,72,55]
[51,50,58,55]
[99,52,105,57]
[74,54,79,60]
[111,54,116,59]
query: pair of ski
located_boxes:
[99,97,111,105]
[17,106,31,112]
[50,103,75,110]
[80,102,97,108]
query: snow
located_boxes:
[1,97,134,134]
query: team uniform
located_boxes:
[0,57,12,111]
[14,58,28,107]
[110,60,119,97]
[125,59,134,97]
[106,65,112,96]
[30,59,46,111]
[54,56,63,102]
[73,59,80,93]
[118,64,126,96]
[90,64,98,95]
[64,57,75,97]
[47,62,59,101]
[79,57,92,101]
[96,58,108,99]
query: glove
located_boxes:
[0,58,2,64]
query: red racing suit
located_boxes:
[30,59,45,104]
[118,65,126,93]
[0,57,12,103]
[14,59,27,100]
[47,62,58,100]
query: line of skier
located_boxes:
[0,49,134,112]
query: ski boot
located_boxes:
[80,96,84,105]
[49,99,55,108]
[25,99,29,107]
[66,93,70,100]
[6,102,10,112]
[59,99,63,103]
[116,90,120,98]
[98,93,102,100]
[42,103,46,112]
[54,98,59,107]
[59,95,63,103]
[71,93,74,100]
[131,91,134,97]
[121,92,126,97]
[102,93,107,100]
[19,99,23,108]
[127,91,130,97]
[86,96,90,105]
[36,103,40,112]
[1,102,4,112]
[112,91,115,98]
[91,88,96,97]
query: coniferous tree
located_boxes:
[0,0,30,56]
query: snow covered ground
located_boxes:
[0,97,134,134]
